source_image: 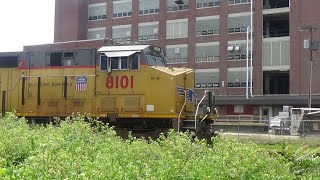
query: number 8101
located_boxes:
[106,75,134,89]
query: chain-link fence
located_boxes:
[214,115,320,144]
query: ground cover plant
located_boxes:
[0,112,319,179]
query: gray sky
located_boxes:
[0,0,55,52]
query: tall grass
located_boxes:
[0,112,318,179]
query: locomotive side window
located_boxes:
[50,51,76,67]
[50,52,63,66]
[131,54,140,70]
[100,53,140,71]
[0,56,18,68]
[146,53,165,66]
[120,57,128,69]
[111,57,129,70]
[100,55,108,70]
[63,52,75,66]
[111,57,119,70]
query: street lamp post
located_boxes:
[301,25,320,108]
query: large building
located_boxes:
[31,0,320,120]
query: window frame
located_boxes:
[228,0,251,5]
[138,0,160,15]
[138,22,159,41]
[196,0,220,9]
[228,13,251,34]
[195,42,220,63]
[100,54,140,71]
[196,16,220,36]
[112,0,132,18]
[165,44,188,64]
[166,19,188,39]
[87,27,106,40]
[112,25,132,42]
[227,67,252,88]
[88,3,107,21]
[195,69,220,89]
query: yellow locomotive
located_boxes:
[0,43,215,136]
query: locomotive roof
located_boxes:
[153,66,193,76]
[98,45,150,52]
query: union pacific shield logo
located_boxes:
[75,76,87,92]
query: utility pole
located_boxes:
[300,25,320,108]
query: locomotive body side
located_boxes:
[0,44,215,136]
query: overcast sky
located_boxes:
[0,0,55,52]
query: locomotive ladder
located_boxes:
[180,90,214,133]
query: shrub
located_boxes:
[0,112,316,179]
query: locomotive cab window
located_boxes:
[63,52,75,66]
[100,53,140,71]
[145,46,165,66]
[50,52,75,66]
[146,53,165,66]
[131,54,140,70]
[50,52,63,66]
[0,56,18,68]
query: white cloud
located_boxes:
[0,0,55,52]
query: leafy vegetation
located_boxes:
[0,112,319,179]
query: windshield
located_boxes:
[146,54,165,66]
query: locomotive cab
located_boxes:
[97,44,215,135]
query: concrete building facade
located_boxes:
[49,0,320,119]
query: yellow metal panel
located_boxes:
[83,98,93,114]
[39,98,65,114]
[122,96,140,112]
[99,96,116,112]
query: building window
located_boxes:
[167,0,189,12]
[263,38,290,68]
[227,67,252,88]
[196,0,220,8]
[234,105,244,113]
[138,22,159,41]
[139,0,159,15]
[166,45,188,64]
[196,16,220,36]
[166,19,188,39]
[228,13,250,33]
[87,27,106,40]
[113,0,132,18]
[227,40,251,61]
[195,69,220,88]
[112,25,131,42]
[195,42,220,62]
[88,3,107,21]
[229,0,251,5]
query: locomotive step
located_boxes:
[182,126,196,129]
[182,119,196,122]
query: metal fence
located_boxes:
[214,117,320,146]
[214,118,320,137]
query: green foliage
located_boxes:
[0,112,318,179]
[277,142,320,179]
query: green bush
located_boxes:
[0,112,318,179]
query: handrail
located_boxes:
[178,90,187,132]
[194,90,210,131]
